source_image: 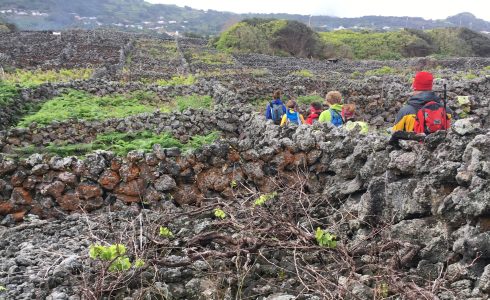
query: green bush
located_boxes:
[175,94,213,111]
[17,90,155,127]
[320,30,413,60]
[216,19,324,58]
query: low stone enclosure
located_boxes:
[1,30,490,299]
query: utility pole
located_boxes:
[309,15,312,28]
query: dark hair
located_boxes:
[286,100,298,109]
[273,90,282,100]
[311,102,322,110]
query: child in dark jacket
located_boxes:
[306,102,323,125]
[265,90,286,125]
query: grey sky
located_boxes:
[145,0,490,21]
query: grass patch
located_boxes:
[291,70,314,78]
[17,90,156,127]
[351,71,363,78]
[4,68,93,87]
[154,75,197,86]
[296,95,323,105]
[175,94,213,111]
[463,72,478,80]
[190,51,234,65]
[137,39,179,60]
[365,66,397,76]
[15,131,221,157]
[0,82,20,108]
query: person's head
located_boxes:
[325,91,342,105]
[310,102,322,112]
[412,71,433,93]
[342,103,356,121]
[286,100,298,111]
[273,90,282,100]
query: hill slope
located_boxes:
[215,19,490,59]
[0,0,489,35]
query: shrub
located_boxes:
[216,19,325,58]
[320,30,415,60]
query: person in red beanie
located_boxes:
[392,71,451,132]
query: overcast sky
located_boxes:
[145,0,490,21]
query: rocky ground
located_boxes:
[0,30,490,300]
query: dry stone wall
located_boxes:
[1,30,490,300]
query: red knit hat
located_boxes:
[412,71,433,91]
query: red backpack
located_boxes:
[413,101,450,134]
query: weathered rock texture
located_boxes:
[1,30,490,300]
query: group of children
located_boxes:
[266,71,452,138]
[265,90,357,128]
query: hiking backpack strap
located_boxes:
[329,108,343,126]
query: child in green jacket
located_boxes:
[319,91,343,127]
